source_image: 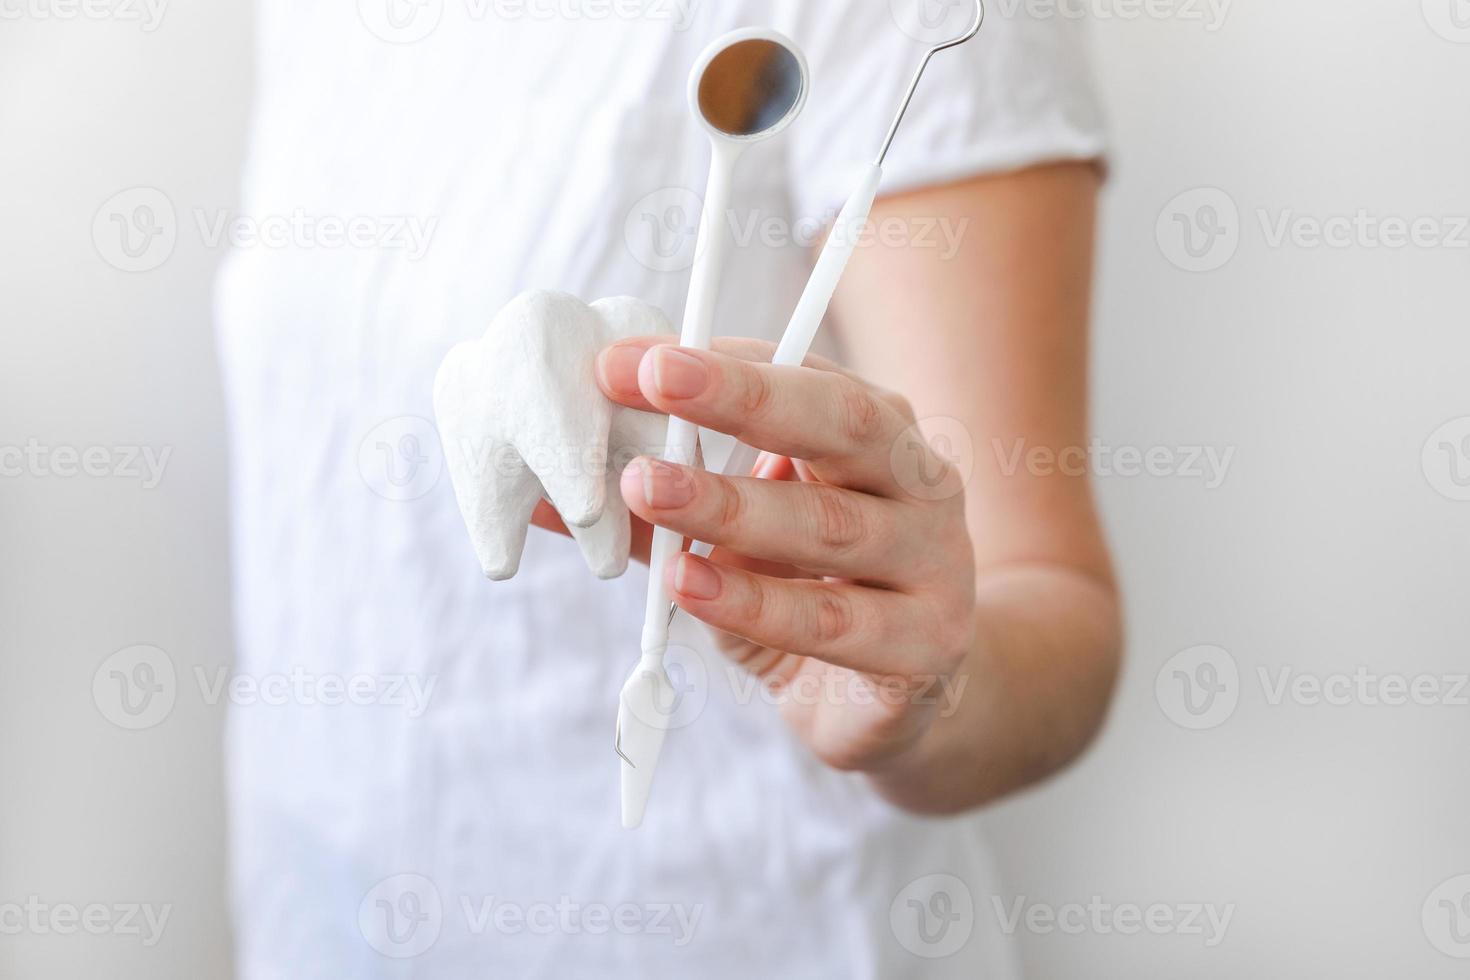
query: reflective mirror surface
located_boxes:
[696,39,805,138]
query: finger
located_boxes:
[635,346,911,496]
[595,335,854,414]
[622,457,923,584]
[530,499,570,536]
[666,553,930,676]
[533,481,797,573]
[752,452,797,481]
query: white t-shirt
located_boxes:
[215,3,1106,977]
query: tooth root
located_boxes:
[567,479,632,580]
[514,294,613,530]
[573,409,675,581]
[467,464,542,582]
[520,432,608,531]
[435,346,532,580]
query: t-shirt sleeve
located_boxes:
[774,1,1108,219]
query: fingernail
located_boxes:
[632,458,693,509]
[596,345,646,398]
[651,347,709,400]
[674,554,722,600]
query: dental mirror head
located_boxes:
[689,29,808,142]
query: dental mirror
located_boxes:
[617,28,810,830]
[695,37,807,139]
[686,1,987,565]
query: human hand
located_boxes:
[543,336,981,772]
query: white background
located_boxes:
[3,1,1469,977]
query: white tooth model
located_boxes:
[434,290,671,581]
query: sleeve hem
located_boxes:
[799,134,1110,217]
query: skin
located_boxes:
[537,162,1121,816]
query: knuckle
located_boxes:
[809,587,856,646]
[835,380,889,448]
[741,572,770,626]
[715,477,747,532]
[736,362,777,422]
[714,336,774,362]
[879,387,916,420]
[808,487,868,553]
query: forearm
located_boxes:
[828,164,1116,814]
[867,562,1122,815]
